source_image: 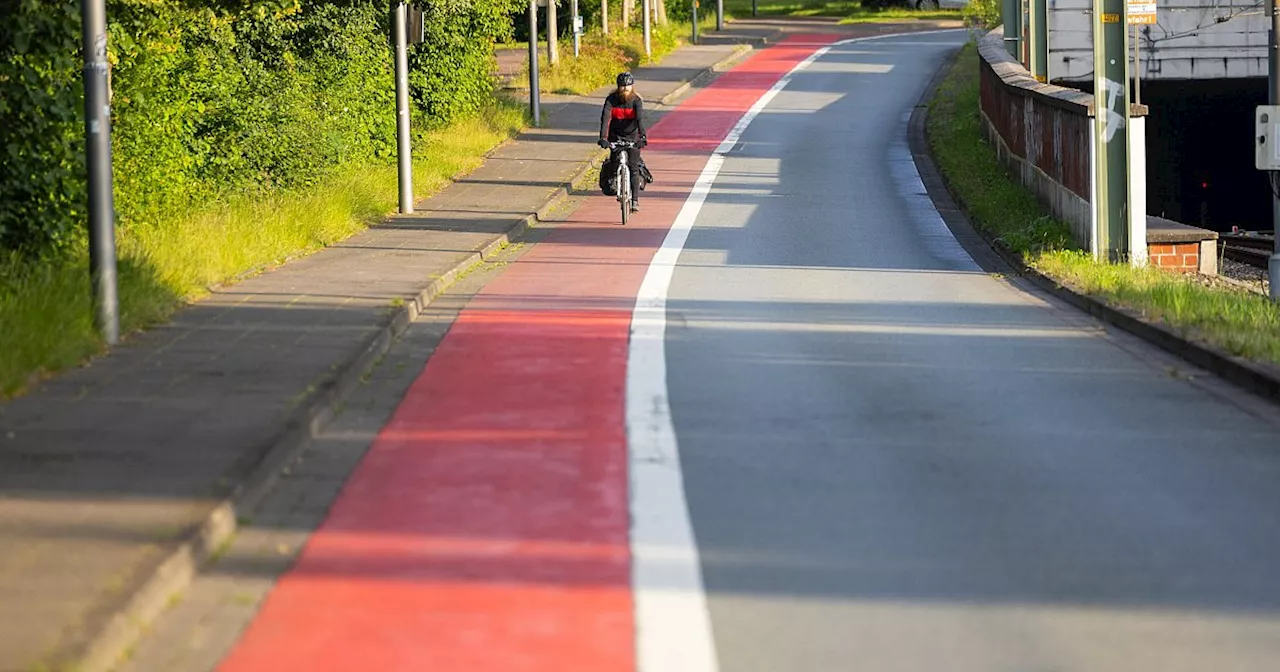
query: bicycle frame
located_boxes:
[609,140,637,225]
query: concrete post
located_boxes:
[549,0,559,65]
[529,0,541,126]
[643,0,651,57]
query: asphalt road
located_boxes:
[664,31,1280,670]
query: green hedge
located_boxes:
[0,0,523,255]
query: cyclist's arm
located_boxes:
[636,97,647,146]
[600,96,614,143]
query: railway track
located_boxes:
[1219,232,1276,269]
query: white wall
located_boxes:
[1048,0,1268,82]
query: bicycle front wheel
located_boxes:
[619,166,630,226]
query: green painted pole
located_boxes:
[1092,0,1130,261]
[1030,0,1048,81]
[1002,0,1019,57]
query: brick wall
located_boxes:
[1148,242,1200,272]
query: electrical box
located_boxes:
[1257,106,1280,170]
[407,5,425,44]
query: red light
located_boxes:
[1201,182,1208,188]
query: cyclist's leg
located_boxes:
[626,148,642,208]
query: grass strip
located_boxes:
[926,42,1280,366]
[0,101,526,398]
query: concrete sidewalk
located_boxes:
[0,18,960,672]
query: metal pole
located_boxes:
[692,0,698,44]
[716,0,723,30]
[391,1,414,215]
[1092,0,1130,261]
[572,0,580,57]
[81,0,119,345]
[643,0,651,57]
[529,0,541,127]
[1021,0,1030,67]
[603,0,609,34]
[1030,0,1047,82]
[752,0,757,16]
[549,0,559,65]
[1136,30,1143,106]
[1002,0,1019,57]
[1270,0,1280,299]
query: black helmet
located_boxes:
[616,72,635,87]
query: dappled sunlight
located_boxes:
[679,319,1094,338]
[804,61,895,74]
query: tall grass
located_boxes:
[927,43,1280,366]
[522,25,691,95]
[720,0,961,21]
[0,101,527,398]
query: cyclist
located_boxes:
[598,71,648,212]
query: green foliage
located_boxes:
[962,0,1001,28]
[0,1,86,253]
[408,0,524,129]
[1,102,526,398]
[0,0,518,256]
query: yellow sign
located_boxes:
[1101,12,1121,22]
[1128,14,1156,24]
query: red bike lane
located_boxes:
[216,35,840,672]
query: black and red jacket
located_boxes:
[600,91,647,144]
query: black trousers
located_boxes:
[611,147,643,200]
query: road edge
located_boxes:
[907,44,1280,408]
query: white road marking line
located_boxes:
[626,29,967,672]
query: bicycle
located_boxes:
[609,139,638,226]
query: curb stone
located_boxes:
[908,46,1280,409]
[69,40,767,672]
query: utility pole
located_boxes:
[529,0,541,126]
[1002,0,1020,57]
[716,0,723,31]
[392,1,413,214]
[1270,0,1280,299]
[81,0,119,345]
[602,0,609,35]
[1029,0,1048,82]
[643,0,651,57]
[1092,0,1130,261]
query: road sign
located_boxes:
[1128,1,1156,24]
